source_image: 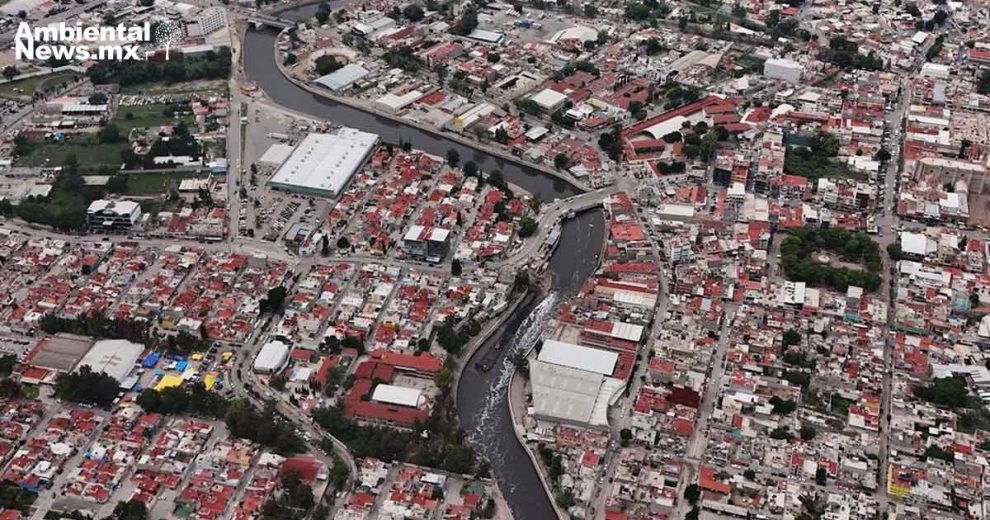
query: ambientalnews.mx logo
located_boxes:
[14,21,180,61]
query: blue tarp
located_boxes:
[142,353,160,368]
[175,361,188,372]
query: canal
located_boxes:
[243,18,607,519]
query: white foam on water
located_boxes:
[466,292,558,455]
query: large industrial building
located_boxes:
[75,339,145,383]
[528,340,626,429]
[267,128,379,197]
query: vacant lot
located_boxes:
[123,171,205,195]
[0,72,80,101]
[14,135,129,170]
[114,103,195,131]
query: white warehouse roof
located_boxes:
[371,384,424,408]
[268,128,379,197]
[538,339,618,376]
[75,339,144,383]
[254,340,290,373]
[530,88,568,110]
[314,64,370,91]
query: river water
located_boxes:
[243,18,606,519]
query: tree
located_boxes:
[463,160,478,177]
[403,4,425,21]
[519,217,538,238]
[875,147,892,162]
[451,259,462,276]
[446,149,460,167]
[971,292,981,308]
[88,92,108,105]
[800,423,817,441]
[2,66,17,81]
[98,122,122,143]
[684,483,701,504]
[583,4,598,16]
[913,376,969,408]
[109,499,148,520]
[337,236,351,249]
[815,467,828,486]
[452,8,478,35]
[553,153,570,170]
[686,507,700,520]
[782,329,802,347]
[315,3,333,24]
[770,426,794,440]
[262,286,288,314]
[54,365,121,408]
[315,55,343,76]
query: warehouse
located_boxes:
[267,128,380,197]
[314,64,370,92]
[763,58,804,84]
[525,339,625,429]
[254,340,291,374]
[75,339,144,383]
[24,333,94,372]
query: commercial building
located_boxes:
[370,384,425,408]
[254,340,290,374]
[75,339,144,383]
[402,225,451,263]
[314,64,370,92]
[528,340,625,429]
[763,58,804,84]
[86,200,142,231]
[529,88,569,112]
[186,7,226,36]
[267,128,380,197]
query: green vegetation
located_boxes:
[226,400,306,455]
[780,227,883,292]
[782,131,858,180]
[0,481,37,513]
[552,60,600,80]
[311,404,484,475]
[258,468,315,520]
[770,396,797,415]
[0,72,79,100]
[136,383,228,418]
[830,395,853,416]
[54,365,121,408]
[922,444,954,462]
[519,216,538,237]
[980,70,990,96]
[782,329,802,347]
[108,499,148,520]
[382,47,423,72]
[769,426,793,440]
[913,376,969,409]
[315,55,343,76]
[820,36,884,71]
[114,102,195,130]
[624,0,671,21]
[120,171,205,195]
[452,7,478,35]
[14,134,130,169]
[88,48,232,86]
[800,423,817,441]
[40,311,149,343]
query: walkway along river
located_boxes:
[243,21,607,519]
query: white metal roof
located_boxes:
[609,321,644,342]
[900,231,928,256]
[75,339,144,383]
[314,64,370,91]
[268,128,378,196]
[403,225,451,243]
[371,384,423,408]
[254,340,290,372]
[538,339,617,376]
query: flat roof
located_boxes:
[28,333,93,372]
[75,339,144,383]
[530,88,568,109]
[371,384,423,408]
[254,340,290,372]
[258,143,294,166]
[268,128,379,197]
[538,339,618,375]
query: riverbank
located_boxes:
[268,28,591,194]
[508,369,567,520]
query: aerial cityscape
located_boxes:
[0,0,984,518]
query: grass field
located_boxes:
[13,135,129,169]
[123,171,205,195]
[0,73,79,101]
[114,103,195,131]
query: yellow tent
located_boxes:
[155,374,184,391]
[203,373,218,391]
[191,353,203,361]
